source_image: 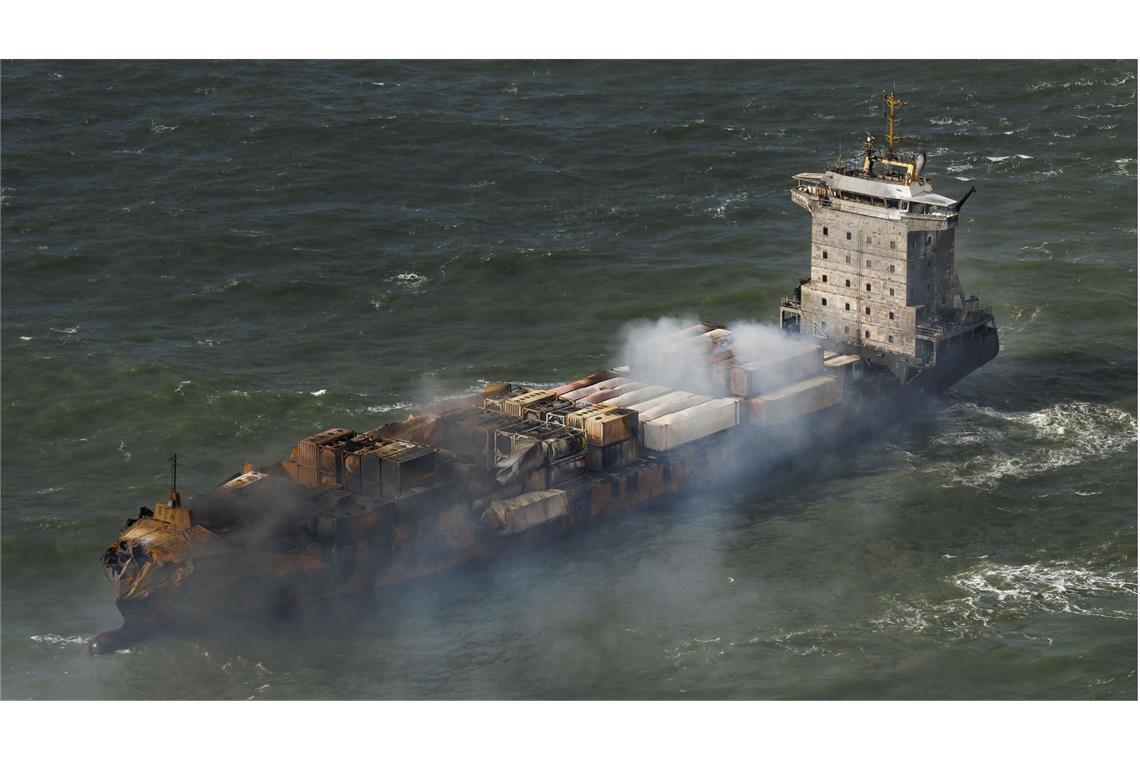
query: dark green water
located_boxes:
[1,60,1135,699]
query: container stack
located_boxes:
[492,419,588,488]
[724,342,843,427]
[729,342,822,398]
[564,404,640,471]
[296,428,355,486]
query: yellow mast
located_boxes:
[884,91,905,156]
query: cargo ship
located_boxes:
[92,95,999,653]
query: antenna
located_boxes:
[168,452,181,507]
[883,90,905,157]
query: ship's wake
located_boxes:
[913,400,1136,490]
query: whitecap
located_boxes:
[50,326,79,335]
[365,401,412,415]
[30,633,92,648]
[938,401,1137,489]
[388,271,429,292]
[986,156,1011,162]
[310,389,327,397]
[19,336,33,341]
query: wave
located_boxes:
[387,271,429,292]
[928,401,1136,490]
[29,633,92,648]
[872,559,1136,642]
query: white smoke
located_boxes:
[616,316,808,397]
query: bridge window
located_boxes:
[889,264,896,274]
[844,326,850,334]
[865,283,871,292]
[845,254,851,263]
[823,226,829,236]
[866,260,874,268]
[890,241,896,249]
[888,334,895,344]
[864,330,871,339]
[845,279,851,287]
[889,311,895,320]
[927,235,932,244]
[889,287,895,296]
[845,303,851,311]
[821,297,828,305]
[822,250,828,259]
[822,274,828,283]
[866,236,872,243]
[846,232,852,240]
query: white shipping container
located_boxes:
[635,392,710,422]
[577,381,645,407]
[642,398,741,452]
[560,376,632,402]
[748,375,840,426]
[606,384,671,408]
[626,390,693,414]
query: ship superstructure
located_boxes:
[779,93,998,389]
[92,96,999,653]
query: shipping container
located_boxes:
[577,381,644,407]
[548,371,614,398]
[605,384,671,408]
[747,375,841,427]
[523,397,575,424]
[299,428,354,470]
[356,440,436,501]
[547,452,588,486]
[626,390,695,414]
[502,388,560,418]
[565,405,638,446]
[483,490,570,537]
[642,398,741,452]
[586,437,640,471]
[823,353,863,391]
[634,392,711,422]
[560,376,631,402]
[730,343,823,398]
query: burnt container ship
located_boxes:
[93,96,999,653]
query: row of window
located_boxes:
[821,227,902,250]
[819,274,898,297]
[819,298,896,320]
[820,250,899,272]
[822,226,934,247]
[819,322,898,344]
